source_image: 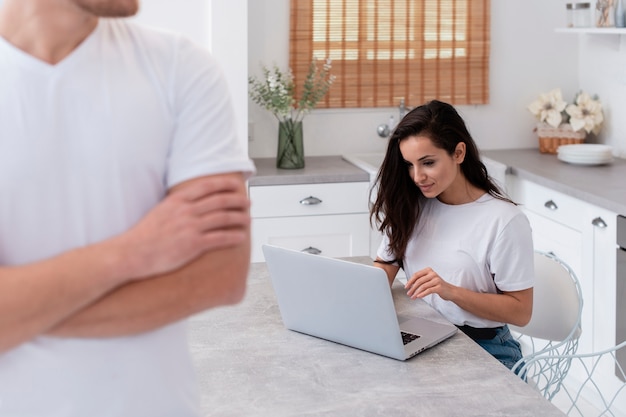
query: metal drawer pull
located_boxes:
[591,217,607,229]
[544,200,558,210]
[299,196,322,205]
[301,246,322,255]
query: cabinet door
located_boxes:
[585,207,618,392]
[251,214,370,262]
[586,207,617,350]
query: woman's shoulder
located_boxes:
[476,193,527,220]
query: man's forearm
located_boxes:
[0,173,251,345]
[0,241,132,353]
[47,237,251,338]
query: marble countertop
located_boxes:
[482,148,626,216]
[187,257,564,416]
[249,156,369,186]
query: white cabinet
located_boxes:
[509,176,590,352]
[249,181,370,262]
[508,175,617,354]
[508,175,619,398]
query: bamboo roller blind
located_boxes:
[289,0,491,109]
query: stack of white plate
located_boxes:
[557,144,614,166]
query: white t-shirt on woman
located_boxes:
[378,193,534,328]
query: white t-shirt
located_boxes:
[0,19,255,416]
[377,194,534,328]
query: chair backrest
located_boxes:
[510,251,584,401]
[510,251,583,343]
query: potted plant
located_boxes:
[249,59,335,169]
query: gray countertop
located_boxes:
[482,148,626,216]
[249,156,370,186]
[187,258,564,416]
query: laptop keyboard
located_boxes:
[401,331,421,345]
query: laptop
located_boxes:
[262,244,457,361]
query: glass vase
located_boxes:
[276,119,305,169]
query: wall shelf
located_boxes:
[555,27,626,34]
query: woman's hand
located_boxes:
[405,267,455,300]
[404,267,533,326]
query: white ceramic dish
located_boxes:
[557,153,613,166]
[557,144,613,157]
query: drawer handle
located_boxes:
[591,217,607,229]
[544,200,558,211]
[301,246,322,255]
[299,196,323,206]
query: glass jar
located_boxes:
[566,3,592,27]
[595,0,615,27]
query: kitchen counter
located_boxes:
[482,148,626,215]
[250,156,369,186]
[187,258,564,416]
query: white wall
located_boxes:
[134,0,248,150]
[247,0,584,157]
[133,0,210,46]
[579,34,626,157]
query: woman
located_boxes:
[371,100,534,370]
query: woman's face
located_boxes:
[399,135,467,204]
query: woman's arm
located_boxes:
[46,173,251,338]
[405,267,533,326]
[374,258,400,287]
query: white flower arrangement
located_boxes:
[528,88,604,135]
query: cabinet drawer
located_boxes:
[250,213,370,262]
[510,177,586,231]
[249,182,369,218]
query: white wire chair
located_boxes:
[517,341,626,416]
[510,250,584,401]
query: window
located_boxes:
[289,0,490,108]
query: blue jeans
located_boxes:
[474,325,523,371]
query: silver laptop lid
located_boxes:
[262,244,407,359]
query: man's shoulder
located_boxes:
[97,18,213,70]
[99,18,206,53]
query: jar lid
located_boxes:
[566,3,591,9]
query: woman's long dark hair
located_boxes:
[370,100,513,265]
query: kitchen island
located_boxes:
[187,257,564,417]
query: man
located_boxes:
[0,0,255,415]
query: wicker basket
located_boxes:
[535,123,586,154]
